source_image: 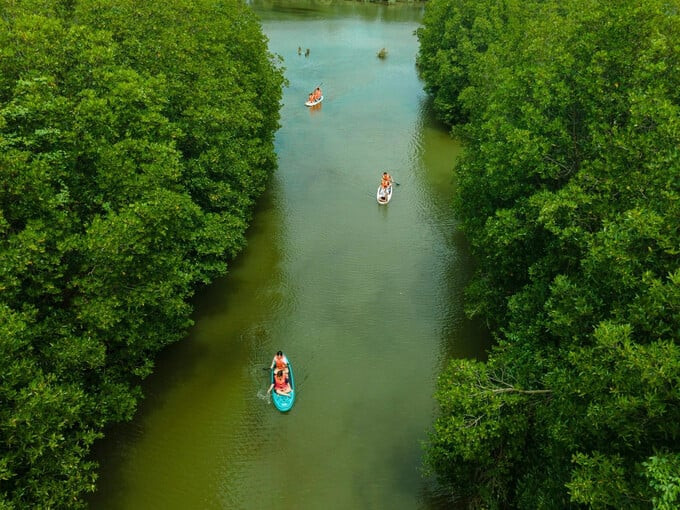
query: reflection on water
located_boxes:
[89,2,487,509]
[251,0,425,23]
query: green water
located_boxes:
[89,2,488,508]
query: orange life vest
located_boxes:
[274,356,287,369]
[381,175,391,188]
[274,373,288,390]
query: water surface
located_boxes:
[89,2,488,508]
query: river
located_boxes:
[89,1,488,508]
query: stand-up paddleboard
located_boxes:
[271,360,295,412]
[377,184,392,204]
[305,95,323,107]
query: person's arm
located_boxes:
[267,383,274,394]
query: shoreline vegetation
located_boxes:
[3,0,678,508]
[0,0,284,507]
[417,0,680,507]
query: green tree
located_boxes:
[421,0,680,506]
[0,0,283,506]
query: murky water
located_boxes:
[89,2,488,508]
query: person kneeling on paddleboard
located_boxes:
[268,370,292,396]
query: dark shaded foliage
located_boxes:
[418,0,680,507]
[0,0,284,506]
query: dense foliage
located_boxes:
[418,0,680,507]
[0,0,284,506]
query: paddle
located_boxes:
[380,170,400,186]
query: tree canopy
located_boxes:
[0,0,284,507]
[418,0,680,507]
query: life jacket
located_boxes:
[381,175,391,188]
[274,373,288,390]
[274,356,287,369]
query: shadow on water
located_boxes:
[409,95,492,363]
[88,186,286,508]
[251,0,425,23]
